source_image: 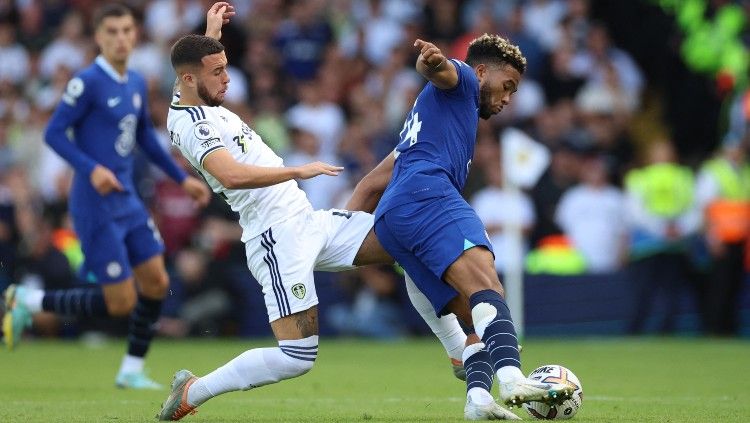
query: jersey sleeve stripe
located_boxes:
[198,145,225,167]
[197,107,206,120]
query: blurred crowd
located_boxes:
[1,0,749,339]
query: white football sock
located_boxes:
[187,335,318,406]
[497,365,526,384]
[118,355,144,375]
[405,273,466,361]
[23,288,44,314]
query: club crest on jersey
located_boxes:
[62,77,84,106]
[132,93,142,110]
[194,123,217,140]
[291,283,306,299]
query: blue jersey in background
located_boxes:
[45,56,186,221]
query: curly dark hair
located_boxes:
[465,33,527,74]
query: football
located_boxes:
[522,365,583,420]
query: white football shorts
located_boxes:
[244,208,374,322]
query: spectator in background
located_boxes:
[695,138,750,335]
[38,11,88,80]
[284,127,349,210]
[529,134,583,246]
[286,78,346,157]
[144,0,203,45]
[555,152,626,273]
[471,139,535,275]
[0,19,29,86]
[272,0,333,81]
[624,140,700,334]
[568,22,644,103]
[328,265,408,339]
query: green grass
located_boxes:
[1,337,749,422]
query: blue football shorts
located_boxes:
[73,210,164,284]
[375,192,493,316]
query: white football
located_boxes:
[522,364,583,419]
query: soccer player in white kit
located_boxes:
[158,33,398,420]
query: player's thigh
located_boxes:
[314,209,389,270]
[270,306,319,340]
[245,216,324,323]
[353,228,394,266]
[375,215,459,317]
[443,246,503,298]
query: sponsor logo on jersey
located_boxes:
[200,138,220,149]
[169,130,180,146]
[291,283,306,299]
[132,93,142,110]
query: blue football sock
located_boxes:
[127,296,162,358]
[41,288,108,317]
[463,343,494,394]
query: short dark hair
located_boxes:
[171,34,225,71]
[92,3,133,30]
[465,33,527,74]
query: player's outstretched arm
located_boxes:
[414,39,458,90]
[202,148,343,189]
[345,151,396,213]
[205,2,235,40]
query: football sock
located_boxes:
[463,342,494,405]
[119,354,145,374]
[187,335,319,406]
[405,273,466,361]
[40,288,108,317]
[126,296,162,358]
[470,290,524,384]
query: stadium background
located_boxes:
[0,0,749,341]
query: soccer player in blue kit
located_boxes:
[2,3,212,389]
[347,35,573,418]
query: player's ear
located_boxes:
[475,63,487,83]
[180,71,196,87]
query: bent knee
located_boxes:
[105,295,136,316]
[140,272,170,298]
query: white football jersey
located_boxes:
[167,102,312,242]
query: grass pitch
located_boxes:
[0,337,748,422]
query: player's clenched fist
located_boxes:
[295,162,344,179]
[414,39,446,70]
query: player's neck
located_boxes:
[102,55,128,77]
[178,90,205,107]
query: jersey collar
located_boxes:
[95,55,128,84]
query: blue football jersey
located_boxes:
[375,59,479,220]
[45,56,185,220]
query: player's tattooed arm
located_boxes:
[413,39,458,90]
[204,2,235,40]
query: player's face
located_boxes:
[477,64,521,120]
[95,15,137,64]
[197,51,230,107]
